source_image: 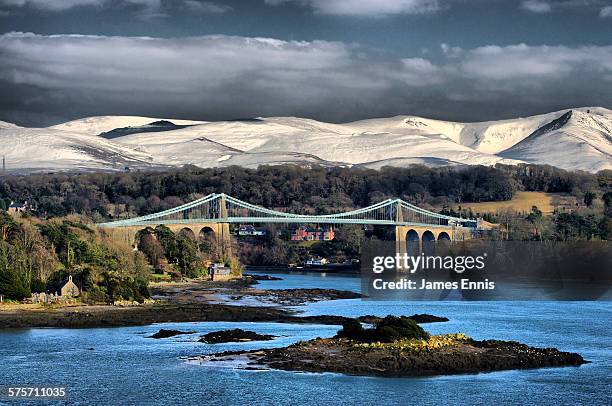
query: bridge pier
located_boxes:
[395,225,463,257]
[102,222,232,258]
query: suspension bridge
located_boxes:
[96,193,478,251]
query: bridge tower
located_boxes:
[394,200,409,257]
[217,193,232,259]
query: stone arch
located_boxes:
[422,230,436,255]
[422,230,436,242]
[406,229,420,241]
[406,229,420,256]
[199,226,215,238]
[135,227,156,249]
[198,226,218,258]
[436,231,452,255]
[178,227,196,240]
[437,231,451,241]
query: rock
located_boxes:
[148,329,196,339]
[235,336,587,377]
[194,316,587,377]
[407,314,449,323]
[244,274,283,281]
[358,314,449,324]
[199,328,276,343]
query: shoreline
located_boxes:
[0,302,447,329]
[0,277,371,329]
[246,265,360,274]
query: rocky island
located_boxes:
[193,316,586,377]
[199,328,277,343]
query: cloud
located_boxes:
[0,32,611,126]
[456,43,612,79]
[0,0,231,17]
[520,0,552,13]
[0,0,104,11]
[183,0,231,14]
[124,0,167,20]
[264,0,441,16]
[601,5,612,16]
[519,0,612,15]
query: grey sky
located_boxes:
[0,0,611,126]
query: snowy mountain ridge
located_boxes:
[0,107,610,173]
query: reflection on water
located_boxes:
[0,270,610,405]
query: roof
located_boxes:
[294,227,332,232]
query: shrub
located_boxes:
[336,316,430,343]
[337,319,366,340]
[0,269,31,300]
[375,316,430,342]
[81,285,109,304]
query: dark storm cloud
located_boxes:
[519,0,612,16]
[263,0,442,16]
[0,32,611,126]
[0,0,232,18]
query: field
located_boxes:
[452,191,574,215]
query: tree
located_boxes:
[175,235,200,277]
[0,268,30,300]
[139,233,165,268]
[584,191,596,207]
[330,225,362,258]
[598,217,612,240]
[602,191,612,215]
[154,225,179,263]
[0,242,31,300]
[526,206,547,240]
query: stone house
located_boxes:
[60,276,80,297]
[209,263,232,281]
[7,201,32,214]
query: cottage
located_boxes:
[61,276,80,297]
[237,225,267,236]
[290,226,334,241]
[7,201,31,214]
[306,257,328,266]
[209,263,232,281]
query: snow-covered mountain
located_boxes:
[0,127,157,172]
[499,110,612,172]
[0,107,610,173]
[0,120,20,130]
[50,116,205,135]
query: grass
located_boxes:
[453,191,574,215]
[150,273,172,281]
[354,333,471,351]
[293,240,321,248]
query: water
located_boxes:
[1,270,611,405]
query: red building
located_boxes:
[290,226,334,241]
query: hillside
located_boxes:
[0,127,157,172]
[50,116,205,135]
[0,107,610,173]
[499,110,612,172]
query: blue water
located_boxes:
[1,270,611,405]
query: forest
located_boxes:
[0,212,150,302]
[0,163,606,221]
[0,163,610,301]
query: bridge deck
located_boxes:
[97,217,456,228]
[96,193,476,229]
